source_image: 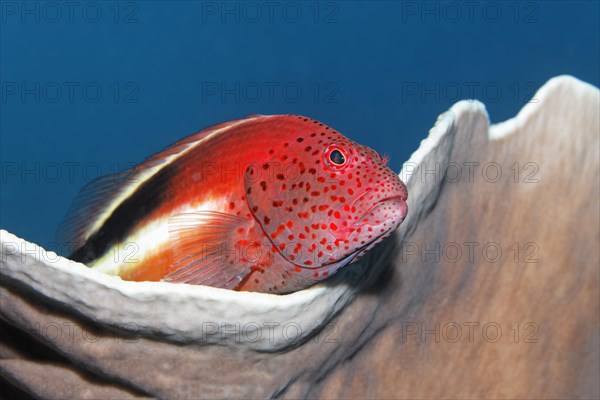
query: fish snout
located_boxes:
[350,175,408,233]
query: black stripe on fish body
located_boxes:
[69,163,175,264]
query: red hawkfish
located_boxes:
[59,115,408,294]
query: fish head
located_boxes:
[244,115,408,271]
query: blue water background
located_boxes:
[1,1,599,250]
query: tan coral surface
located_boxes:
[1,75,598,399]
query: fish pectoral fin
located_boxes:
[319,249,361,276]
[163,211,254,289]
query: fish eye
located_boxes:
[330,150,346,165]
[324,146,348,169]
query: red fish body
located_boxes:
[61,115,408,294]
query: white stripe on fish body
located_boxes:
[91,199,223,276]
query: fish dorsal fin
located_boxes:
[163,211,254,289]
[134,116,262,170]
[57,115,268,251]
[57,168,137,251]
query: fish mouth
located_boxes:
[281,196,408,272]
[354,195,408,226]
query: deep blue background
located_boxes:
[1,1,599,250]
